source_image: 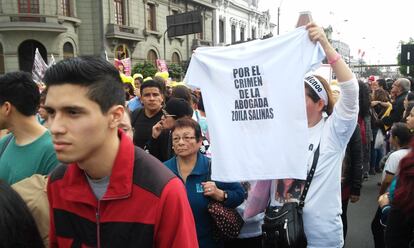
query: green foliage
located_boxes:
[168,63,184,81]
[132,61,157,78]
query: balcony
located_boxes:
[106,24,144,42]
[106,24,145,51]
[0,14,67,33]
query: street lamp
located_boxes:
[277,0,283,35]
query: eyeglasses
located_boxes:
[172,136,196,144]
[162,109,176,118]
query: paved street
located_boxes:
[345,173,382,248]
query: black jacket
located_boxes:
[342,124,363,196]
[382,91,408,127]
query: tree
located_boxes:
[132,61,157,78]
[397,37,414,76]
[168,63,184,81]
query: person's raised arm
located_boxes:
[306,22,354,83]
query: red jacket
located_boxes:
[47,131,198,248]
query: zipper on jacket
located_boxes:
[96,201,101,248]
[284,218,290,246]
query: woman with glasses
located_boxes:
[164,117,245,248]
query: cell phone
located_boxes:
[296,11,313,28]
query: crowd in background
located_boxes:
[0,26,413,248]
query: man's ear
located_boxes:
[1,101,12,116]
[108,105,125,129]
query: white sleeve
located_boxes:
[384,152,400,175]
[327,77,359,149]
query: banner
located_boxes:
[114,58,131,76]
[32,48,48,83]
[156,59,168,72]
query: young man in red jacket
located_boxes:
[43,56,198,248]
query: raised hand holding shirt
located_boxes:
[185,27,325,181]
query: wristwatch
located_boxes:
[223,191,228,201]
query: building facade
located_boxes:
[212,0,274,46]
[0,0,215,73]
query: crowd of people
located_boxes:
[0,22,413,248]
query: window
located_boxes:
[147,3,156,31]
[115,44,129,60]
[240,27,245,41]
[18,0,39,14]
[147,49,158,66]
[252,28,256,40]
[114,0,124,25]
[171,52,180,64]
[231,25,236,44]
[219,19,224,43]
[63,42,74,59]
[61,0,70,16]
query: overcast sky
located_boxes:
[258,0,413,64]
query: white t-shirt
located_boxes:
[270,78,359,248]
[382,148,410,181]
[185,27,325,181]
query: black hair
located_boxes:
[123,83,135,100]
[0,71,40,116]
[43,56,125,113]
[407,92,414,102]
[0,181,44,248]
[377,78,386,89]
[358,80,370,118]
[171,117,203,142]
[403,101,414,122]
[171,85,192,104]
[140,79,165,97]
[391,122,412,147]
[197,93,205,112]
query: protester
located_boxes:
[0,71,58,184]
[371,88,393,171]
[37,91,49,126]
[406,107,414,131]
[43,56,198,247]
[12,174,49,247]
[341,124,363,239]
[131,80,164,148]
[381,78,410,125]
[358,81,373,178]
[148,97,193,161]
[371,122,412,248]
[0,180,44,248]
[127,74,143,112]
[164,117,245,248]
[119,109,134,139]
[246,22,359,248]
[378,141,414,248]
